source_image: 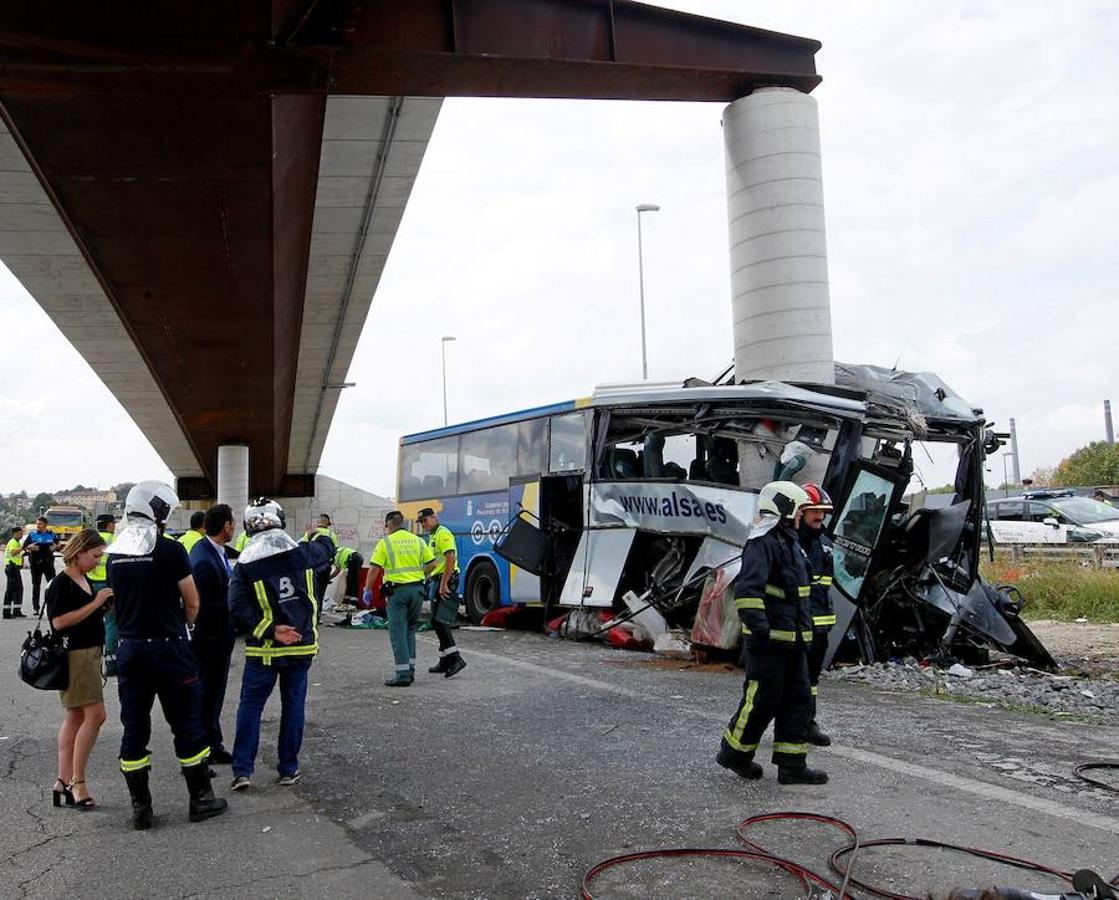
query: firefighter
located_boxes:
[716,480,827,785]
[417,508,466,678]
[228,498,332,790]
[368,510,435,686]
[107,481,227,829]
[799,483,835,746]
[300,517,336,622]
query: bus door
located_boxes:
[508,477,543,604]
[539,472,584,606]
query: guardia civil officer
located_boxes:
[716,481,827,785]
[228,498,332,790]
[368,510,435,686]
[418,508,466,678]
[106,482,227,829]
[799,483,835,747]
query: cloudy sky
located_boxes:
[1,0,1116,498]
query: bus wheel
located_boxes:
[465,560,500,624]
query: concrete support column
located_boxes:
[217,444,250,516]
[724,87,834,385]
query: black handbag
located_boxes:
[19,604,69,691]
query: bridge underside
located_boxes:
[0,1,819,496]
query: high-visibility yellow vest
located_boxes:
[428,525,460,577]
[179,530,204,552]
[372,530,433,584]
[4,538,23,567]
[88,530,114,581]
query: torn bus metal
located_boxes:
[496,363,1056,670]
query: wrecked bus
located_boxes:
[396,365,1054,669]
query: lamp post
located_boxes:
[635,203,660,379]
[440,336,455,426]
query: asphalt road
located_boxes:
[2,572,1117,899]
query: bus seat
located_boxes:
[422,475,444,494]
[663,461,686,481]
[689,459,706,481]
[402,476,422,497]
[611,448,640,479]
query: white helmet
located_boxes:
[124,481,179,524]
[757,480,810,519]
[244,497,285,536]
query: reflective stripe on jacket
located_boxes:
[799,525,836,630]
[372,530,433,584]
[733,517,813,647]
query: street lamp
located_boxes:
[441,336,456,426]
[635,203,660,380]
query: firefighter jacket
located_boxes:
[799,523,836,632]
[733,515,812,649]
[228,541,330,667]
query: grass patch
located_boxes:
[981,555,1119,622]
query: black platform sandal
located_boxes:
[52,778,74,808]
[68,780,95,810]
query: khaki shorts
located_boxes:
[60,647,104,709]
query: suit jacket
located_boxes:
[190,536,234,642]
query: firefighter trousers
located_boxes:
[807,627,831,720]
[720,641,812,768]
[117,639,209,772]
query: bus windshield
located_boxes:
[46,510,83,527]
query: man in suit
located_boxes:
[189,504,237,766]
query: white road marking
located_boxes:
[441,640,1119,837]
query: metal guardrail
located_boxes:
[999,543,1119,569]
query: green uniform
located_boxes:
[233,531,250,554]
[426,524,464,669]
[3,537,24,618]
[335,546,354,569]
[372,530,434,680]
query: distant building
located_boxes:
[54,489,117,509]
[13,497,32,512]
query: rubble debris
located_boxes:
[831,659,1119,724]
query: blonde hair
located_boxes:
[62,528,107,567]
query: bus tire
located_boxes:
[465,559,500,625]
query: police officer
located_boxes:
[228,498,332,790]
[107,481,226,829]
[369,511,435,686]
[418,508,466,678]
[3,525,25,618]
[89,514,119,676]
[799,483,835,747]
[716,481,827,785]
[330,544,365,604]
[24,516,58,615]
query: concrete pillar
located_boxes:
[1008,419,1022,484]
[217,444,250,516]
[724,87,833,385]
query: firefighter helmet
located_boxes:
[124,481,179,524]
[244,497,286,535]
[757,481,810,519]
[802,483,833,511]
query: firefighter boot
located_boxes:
[183,763,228,822]
[716,744,763,780]
[123,768,153,830]
[777,765,829,785]
[443,654,467,679]
[427,657,448,674]
[806,720,832,747]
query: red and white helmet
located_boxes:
[802,483,833,511]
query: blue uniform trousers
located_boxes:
[232,657,311,778]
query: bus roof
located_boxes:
[400,380,866,445]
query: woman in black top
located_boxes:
[46,529,113,809]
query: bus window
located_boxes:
[460,424,518,493]
[517,418,547,476]
[400,436,459,500]
[549,412,587,473]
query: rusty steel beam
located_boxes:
[0,0,821,493]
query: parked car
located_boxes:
[985,492,1119,543]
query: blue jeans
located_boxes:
[232,658,311,778]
